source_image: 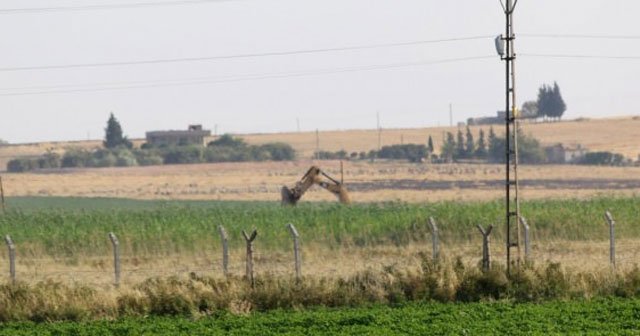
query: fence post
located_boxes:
[108,232,120,287]
[242,229,257,287]
[477,225,493,272]
[518,215,531,262]
[286,223,302,280]
[605,211,615,268]
[4,235,15,284]
[0,175,6,213]
[218,225,229,278]
[428,217,440,262]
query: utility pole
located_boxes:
[376,112,381,151]
[449,103,453,127]
[497,0,521,273]
[315,129,320,160]
[296,118,300,133]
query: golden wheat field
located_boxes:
[1,116,640,202]
[1,161,640,202]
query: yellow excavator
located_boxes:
[281,165,351,205]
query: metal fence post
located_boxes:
[287,223,302,280]
[108,232,120,287]
[242,229,257,288]
[0,175,6,213]
[428,217,440,262]
[218,225,229,278]
[4,235,15,284]
[477,225,493,272]
[605,211,615,268]
[518,215,531,262]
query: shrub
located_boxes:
[7,158,37,173]
[162,146,203,164]
[579,151,625,166]
[259,143,295,161]
[113,148,139,167]
[133,150,163,166]
[61,149,92,168]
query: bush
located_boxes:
[258,143,295,161]
[133,150,163,166]
[7,159,37,173]
[61,149,92,168]
[37,152,61,169]
[88,149,117,168]
[162,146,203,164]
[377,144,428,162]
[579,151,625,166]
[113,148,138,167]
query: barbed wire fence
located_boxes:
[2,211,640,287]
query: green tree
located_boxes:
[537,82,566,121]
[521,100,539,120]
[475,129,487,159]
[456,129,465,159]
[465,126,475,158]
[103,113,132,149]
[441,132,456,162]
[207,134,247,148]
[427,135,434,154]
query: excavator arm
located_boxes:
[281,165,350,205]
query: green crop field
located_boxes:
[1,298,639,335]
[1,196,639,257]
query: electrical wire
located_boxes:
[0,55,495,96]
[520,53,640,60]
[0,0,239,14]
[0,35,493,72]
[519,33,640,40]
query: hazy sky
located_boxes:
[0,0,638,143]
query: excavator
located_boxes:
[281,165,351,205]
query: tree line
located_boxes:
[520,82,567,121]
[7,114,295,172]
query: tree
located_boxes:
[456,129,465,159]
[537,82,567,121]
[475,129,487,159]
[427,135,434,154]
[465,126,475,158]
[520,100,539,120]
[103,113,132,149]
[441,132,456,162]
[208,134,247,148]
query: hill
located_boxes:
[1,116,638,170]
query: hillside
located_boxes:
[1,116,639,169]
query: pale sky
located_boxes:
[0,0,638,143]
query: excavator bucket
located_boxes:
[281,186,298,206]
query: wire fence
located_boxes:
[2,212,639,287]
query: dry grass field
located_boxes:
[2,116,640,168]
[1,160,640,202]
[1,116,639,291]
[1,116,639,202]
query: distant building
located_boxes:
[544,143,588,164]
[467,111,509,126]
[145,124,211,147]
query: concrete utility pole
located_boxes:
[376,112,381,151]
[496,0,521,273]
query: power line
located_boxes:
[0,0,238,14]
[0,55,494,96]
[519,33,640,40]
[0,35,493,72]
[520,53,640,60]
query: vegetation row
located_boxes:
[1,196,638,257]
[2,259,640,323]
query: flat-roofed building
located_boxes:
[145,124,211,147]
